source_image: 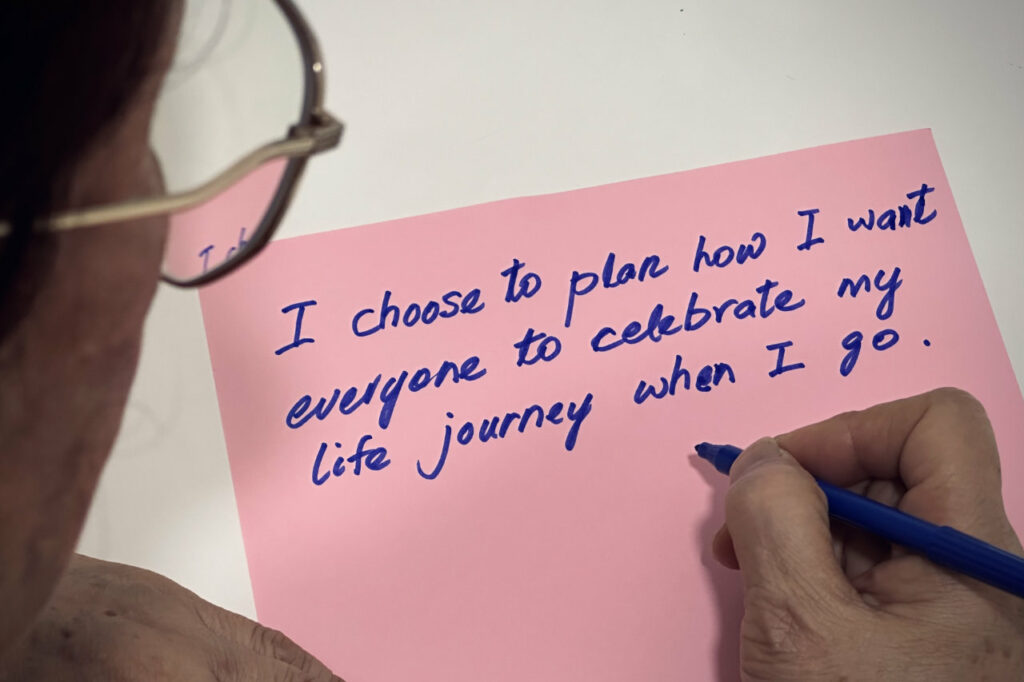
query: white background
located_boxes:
[80,0,1024,622]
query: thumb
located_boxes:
[725,438,856,607]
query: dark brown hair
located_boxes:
[0,2,175,336]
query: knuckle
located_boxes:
[267,664,335,682]
[833,408,861,424]
[248,624,335,679]
[277,669,305,682]
[726,459,823,517]
[929,386,986,416]
[929,386,1003,471]
[250,624,290,656]
[209,649,248,682]
[193,603,226,634]
[833,409,860,446]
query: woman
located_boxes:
[0,2,1020,679]
[0,2,341,679]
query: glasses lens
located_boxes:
[151,0,304,194]
[161,159,288,283]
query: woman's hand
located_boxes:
[0,553,341,681]
[713,388,1024,681]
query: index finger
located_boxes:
[776,387,1019,549]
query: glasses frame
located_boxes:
[19,0,343,287]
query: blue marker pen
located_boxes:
[696,442,1024,599]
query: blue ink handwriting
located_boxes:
[199,226,249,274]
[847,183,937,232]
[564,252,668,328]
[275,300,317,355]
[501,258,543,303]
[513,327,563,367]
[766,340,805,377]
[840,328,900,376]
[591,278,805,352]
[692,232,767,272]
[287,355,487,431]
[352,288,485,338]
[633,354,735,404]
[796,209,824,251]
[312,435,390,486]
[418,393,595,480]
[836,266,903,320]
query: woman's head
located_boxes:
[0,2,183,333]
[0,0,182,654]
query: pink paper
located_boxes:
[198,129,1024,681]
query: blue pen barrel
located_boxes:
[820,482,936,542]
[820,480,1024,597]
[695,442,1024,599]
[926,526,1024,596]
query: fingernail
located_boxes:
[730,437,783,482]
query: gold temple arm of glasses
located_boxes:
[0,111,342,238]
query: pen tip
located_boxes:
[694,442,712,461]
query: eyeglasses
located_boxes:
[29,0,342,287]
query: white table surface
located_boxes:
[79,0,1024,622]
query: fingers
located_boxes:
[834,478,905,579]
[724,438,858,610]
[211,641,344,682]
[849,555,961,607]
[198,603,342,681]
[246,623,340,680]
[712,524,739,570]
[777,388,1018,548]
[258,657,345,682]
[713,478,905,579]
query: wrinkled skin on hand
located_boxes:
[0,554,342,682]
[713,388,1024,681]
